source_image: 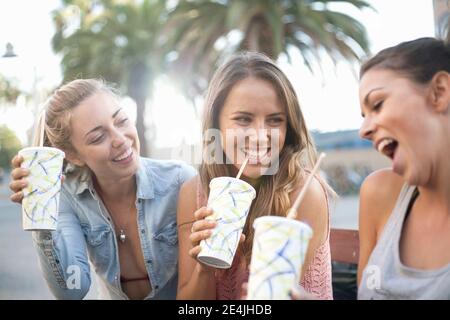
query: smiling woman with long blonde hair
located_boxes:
[9,79,196,299]
[177,52,334,300]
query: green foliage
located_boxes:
[0,74,21,104]
[51,0,372,154]
[0,125,22,169]
[168,0,373,98]
[51,0,169,89]
[52,0,171,155]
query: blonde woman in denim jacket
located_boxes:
[9,79,196,299]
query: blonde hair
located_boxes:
[200,52,323,263]
[37,79,119,166]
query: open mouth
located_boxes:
[377,138,398,160]
[112,147,133,163]
[241,147,271,163]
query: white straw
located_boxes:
[236,157,249,179]
[38,109,46,147]
[287,153,326,220]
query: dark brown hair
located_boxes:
[360,37,450,83]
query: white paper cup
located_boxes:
[19,147,65,231]
[197,177,256,269]
[247,216,313,300]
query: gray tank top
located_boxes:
[358,184,450,299]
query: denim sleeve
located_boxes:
[31,190,91,300]
[178,163,197,186]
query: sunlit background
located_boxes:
[0,1,437,146]
[0,0,448,299]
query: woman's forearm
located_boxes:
[177,263,217,300]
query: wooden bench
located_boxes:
[330,228,360,299]
[330,228,359,264]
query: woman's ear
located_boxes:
[429,71,450,113]
[65,151,86,167]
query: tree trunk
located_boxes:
[242,14,275,59]
[128,62,151,157]
[446,16,450,43]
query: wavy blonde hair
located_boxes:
[200,52,321,263]
[36,79,119,172]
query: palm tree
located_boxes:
[445,12,450,43]
[51,0,170,156]
[168,0,372,98]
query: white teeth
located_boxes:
[377,138,395,153]
[114,148,132,161]
[242,148,270,159]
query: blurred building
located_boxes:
[312,130,390,195]
[152,129,390,195]
[312,130,389,170]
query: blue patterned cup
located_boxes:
[19,147,65,231]
[247,216,313,299]
[197,177,256,269]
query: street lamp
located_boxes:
[2,42,17,58]
[1,42,41,146]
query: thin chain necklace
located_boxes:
[110,200,135,244]
[94,178,136,244]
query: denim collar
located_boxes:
[68,158,154,200]
[135,160,154,199]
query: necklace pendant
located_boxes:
[119,229,126,243]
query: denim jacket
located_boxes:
[31,157,197,299]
